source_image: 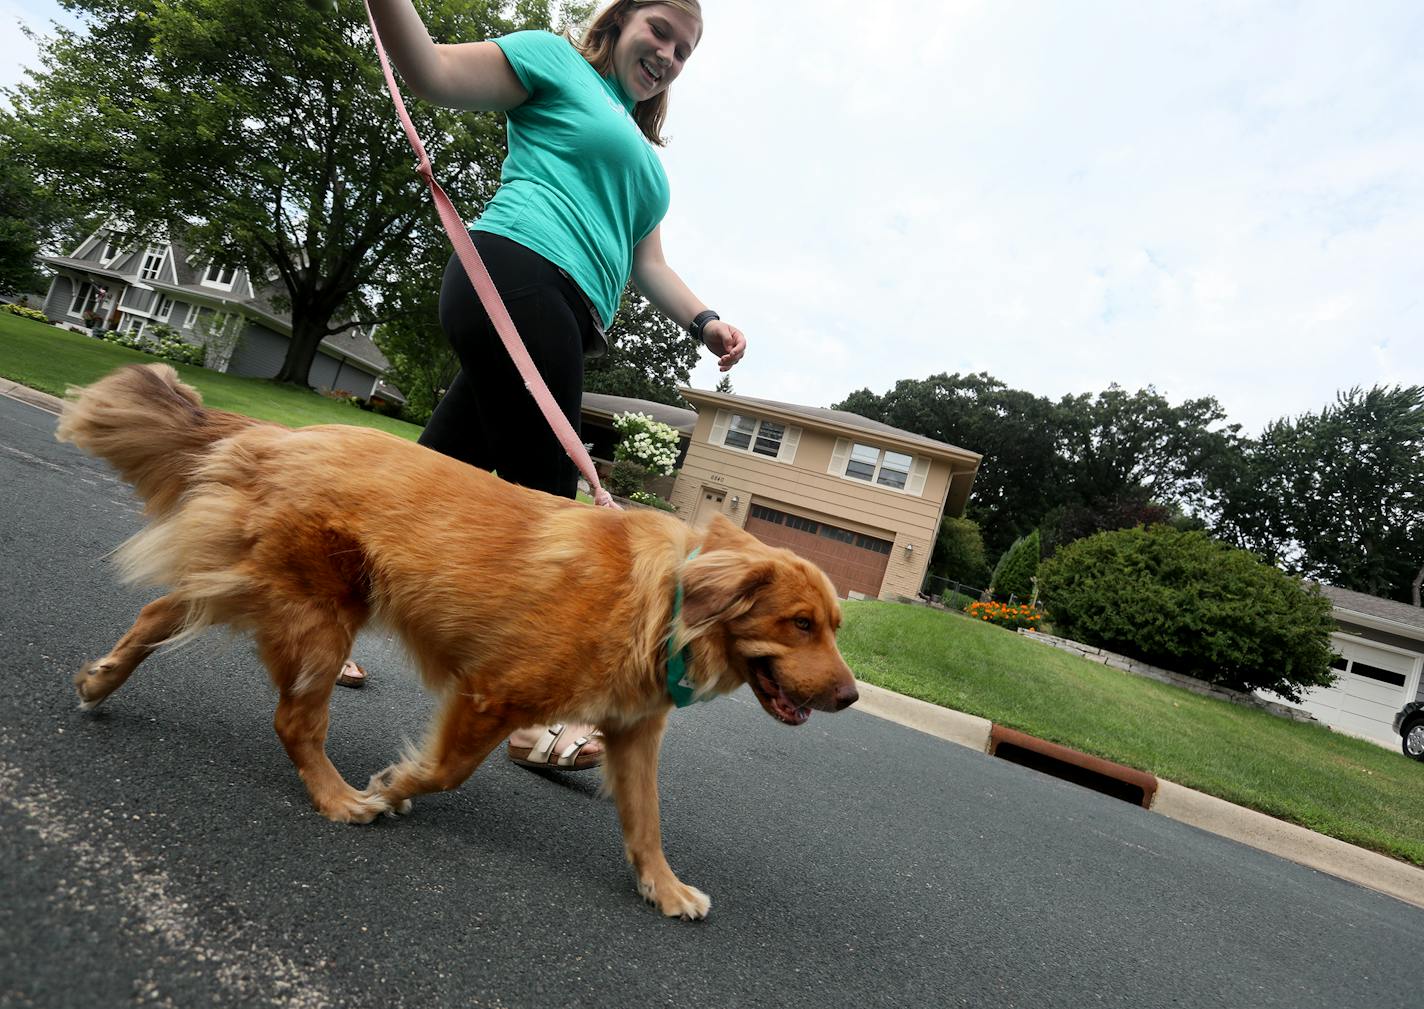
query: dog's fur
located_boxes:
[56,363,858,918]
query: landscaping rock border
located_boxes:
[1017,629,1316,723]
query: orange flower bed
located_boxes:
[964,600,1043,631]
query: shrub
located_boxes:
[98,324,205,366]
[628,489,677,511]
[965,600,1043,630]
[1,302,48,323]
[990,529,1040,600]
[609,458,648,497]
[1036,525,1337,701]
[939,588,976,611]
[611,411,679,477]
[930,515,990,586]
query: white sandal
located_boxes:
[507,724,604,770]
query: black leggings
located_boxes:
[418,233,596,499]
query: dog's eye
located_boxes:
[793,616,813,632]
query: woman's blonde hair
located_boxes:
[572,0,702,147]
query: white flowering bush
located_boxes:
[612,411,680,478]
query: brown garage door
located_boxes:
[745,503,892,598]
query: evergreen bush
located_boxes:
[1036,525,1337,701]
[990,529,1040,599]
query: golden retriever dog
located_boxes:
[56,363,858,919]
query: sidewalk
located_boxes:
[5,375,1423,911]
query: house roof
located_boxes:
[581,392,698,435]
[1315,583,1424,636]
[679,388,982,463]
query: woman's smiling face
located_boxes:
[611,4,702,101]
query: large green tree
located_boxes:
[836,373,1067,558]
[583,285,700,407]
[835,374,1236,561]
[4,0,562,385]
[1213,385,1424,603]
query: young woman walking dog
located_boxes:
[355,0,747,770]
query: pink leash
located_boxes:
[363,2,619,509]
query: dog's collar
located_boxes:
[666,547,703,708]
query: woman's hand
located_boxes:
[702,320,746,371]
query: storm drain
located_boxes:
[989,725,1158,808]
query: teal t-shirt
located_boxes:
[477,30,671,332]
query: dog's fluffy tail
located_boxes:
[56,363,266,517]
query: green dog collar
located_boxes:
[666,547,702,708]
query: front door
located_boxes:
[692,488,725,527]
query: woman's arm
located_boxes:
[366,0,528,111]
[631,227,747,371]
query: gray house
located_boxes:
[40,228,399,403]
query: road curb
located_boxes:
[853,679,1424,910]
[0,378,63,414]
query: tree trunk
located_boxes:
[272,314,330,387]
[1412,561,1423,607]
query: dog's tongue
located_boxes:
[757,667,811,725]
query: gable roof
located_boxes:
[679,388,981,464]
[581,392,697,436]
[1315,583,1424,636]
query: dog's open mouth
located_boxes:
[747,657,811,726]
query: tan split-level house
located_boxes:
[668,389,982,601]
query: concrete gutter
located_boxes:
[854,680,1424,910]
[5,379,1422,911]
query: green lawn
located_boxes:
[0,312,423,438]
[841,599,1424,866]
[5,311,1420,865]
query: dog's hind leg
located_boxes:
[365,686,512,812]
[258,616,392,825]
[75,594,189,710]
[602,711,711,920]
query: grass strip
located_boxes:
[0,313,423,438]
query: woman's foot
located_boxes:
[335,659,367,689]
[507,723,604,770]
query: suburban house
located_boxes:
[665,389,982,602]
[1280,584,1424,747]
[39,228,400,403]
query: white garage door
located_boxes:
[1299,637,1422,744]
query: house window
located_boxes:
[877,451,913,490]
[139,247,168,280]
[155,295,174,322]
[122,316,147,338]
[845,443,879,481]
[752,420,785,457]
[70,282,100,316]
[721,413,786,458]
[723,414,757,450]
[842,442,916,490]
[184,303,202,328]
[99,238,123,265]
[202,263,237,289]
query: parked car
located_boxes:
[1394,701,1424,761]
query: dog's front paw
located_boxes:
[638,876,711,920]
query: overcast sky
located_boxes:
[5,0,1421,435]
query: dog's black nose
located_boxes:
[833,682,859,710]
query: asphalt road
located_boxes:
[3,390,1422,1009]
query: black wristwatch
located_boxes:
[689,309,720,344]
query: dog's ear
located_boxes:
[681,548,776,630]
